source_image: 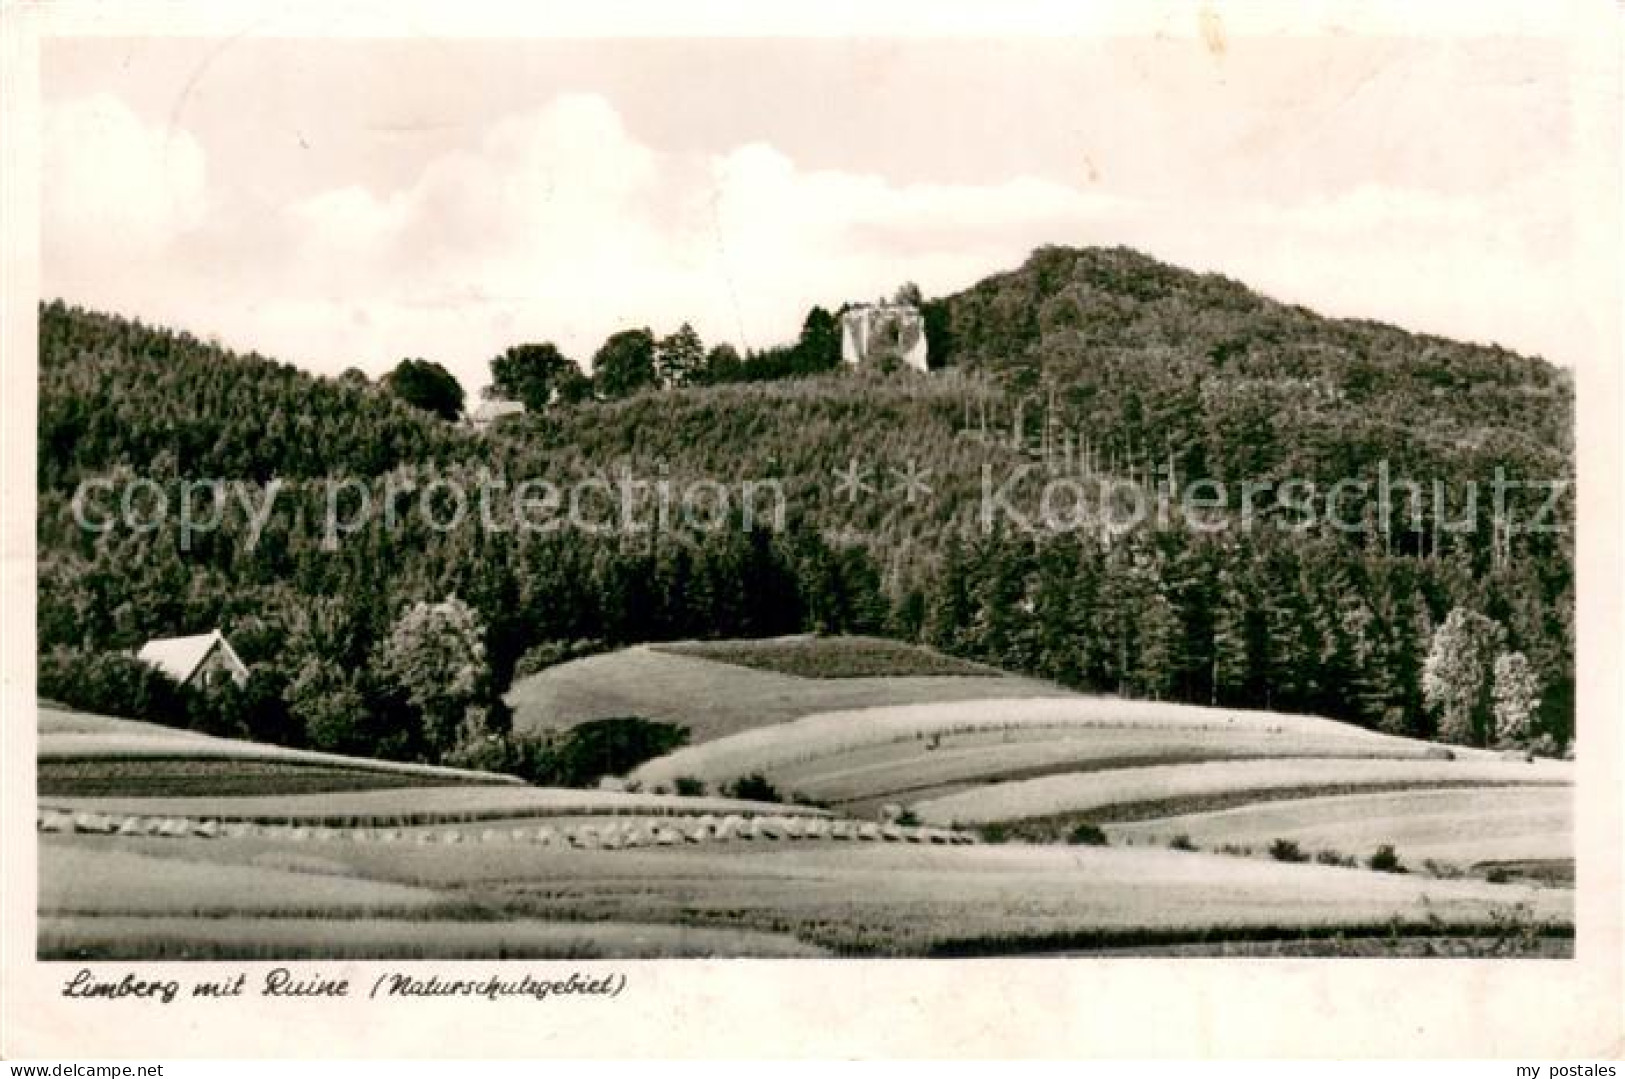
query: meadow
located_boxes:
[507,644,1074,745]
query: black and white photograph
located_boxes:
[3,0,1622,1061]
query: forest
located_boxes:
[36,246,1576,773]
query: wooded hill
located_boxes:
[36,245,1575,765]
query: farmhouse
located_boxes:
[840,301,929,373]
[467,397,525,430]
[136,629,249,690]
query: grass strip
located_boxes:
[981,780,1569,839]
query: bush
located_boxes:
[896,809,921,827]
[500,718,687,788]
[1269,838,1308,863]
[440,732,518,774]
[184,679,254,739]
[1525,733,1562,759]
[234,669,301,747]
[1368,844,1406,873]
[1378,706,1414,737]
[512,639,610,680]
[1168,834,1197,851]
[674,776,707,797]
[540,716,689,788]
[505,731,562,784]
[38,646,196,729]
[979,822,1012,844]
[1067,822,1109,846]
[725,773,782,803]
[1315,850,1357,868]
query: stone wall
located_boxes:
[840,304,929,372]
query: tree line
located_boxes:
[379,303,862,423]
[379,282,942,422]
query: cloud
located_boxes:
[43,93,209,285]
[41,89,1584,398]
[227,93,1132,388]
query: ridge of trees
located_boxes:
[36,244,1575,769]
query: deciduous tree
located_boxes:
[592,328,658,399]
[373,595,492,758]
[488,342,582,411]
[1422,607,1506,746]
[1492,650,1542,744]
[382,358,465,421]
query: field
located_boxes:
[40,784,827,828]
[38,704,522,796]
[507,642,1075,744]
[765,728,1448,813]
[38,842,827,959]
[37,653,1578,959]
[910,757,1569,827]
[39,710,215,737]
[1105,787,1573,868]
[40,916,829,961]
[630,695,1472,799]
[40,833,1569,959]
[651,636,1004,678]
[41,845,453,917]
[623,681,1575,887]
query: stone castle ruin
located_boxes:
[840,301,929,373]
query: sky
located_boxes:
[39,30,1604,396]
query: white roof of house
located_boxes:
[469,398,526,424]
[136,629,241,684]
